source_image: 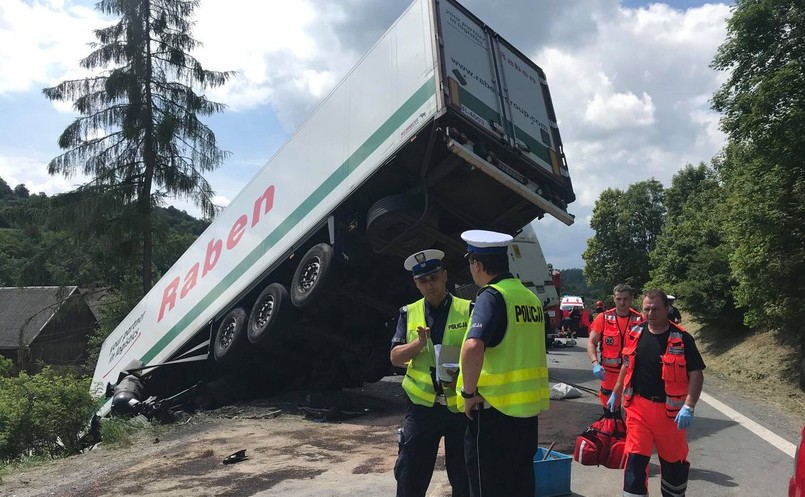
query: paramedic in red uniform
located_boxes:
[609,289,705,497]
[587,284,643,408]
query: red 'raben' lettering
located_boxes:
[158,277,180,322]
[252,185,275,227]
[227,215,248,249]
[156,184,277,323]
[180,263,200,298]
[203,238,222,277]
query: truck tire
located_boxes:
[366,194,437,251]
[291,243,337,310]
[248,283,292,347]
[213,307,249,365]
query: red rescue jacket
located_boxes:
[622,322,689,417]
[599,308,643,394]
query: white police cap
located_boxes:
[403,249,445,279]
[460,230,512,255]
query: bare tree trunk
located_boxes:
[141,0,154,293]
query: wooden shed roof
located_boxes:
[0,286,79,349]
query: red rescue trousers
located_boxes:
[624,395,690,497]
[625,394,688,461]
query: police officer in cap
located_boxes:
[456,230,550,497]
[391,249,471,497]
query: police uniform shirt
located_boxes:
[391,293,455,348]
[464,273,513,348]
[631,324,706,399]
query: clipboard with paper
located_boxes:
[433,344,461,383]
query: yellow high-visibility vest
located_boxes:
[402,296,470,413]
[457,278,549,417]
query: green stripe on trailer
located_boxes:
[141,77,436,364]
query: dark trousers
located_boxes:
[465,406,538,497]
[395,401,470,497]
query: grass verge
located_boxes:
[100,415,167,448]
[685,318,805,415]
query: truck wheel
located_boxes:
[366,194,437,251]
[291,243,337,310]
[248,283,292,347]
[213,307,248,365]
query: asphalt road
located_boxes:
[4,337,800,497]
[546,337,802,497]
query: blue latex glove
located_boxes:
[592,362,605,380]
[606,392,619,412]
[675,405,694,430]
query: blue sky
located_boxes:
[0,0,733,270]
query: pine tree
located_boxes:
[43,0,233,293]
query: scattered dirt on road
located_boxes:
[2,375,595,497]
[5,323,800,497]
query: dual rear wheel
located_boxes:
[212,243,339,364]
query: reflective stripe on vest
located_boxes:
[457,278,549,417]
[401,297,470,412]
[600,309,643,393]
[622,323,689,417]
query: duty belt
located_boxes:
[435,394,447,405]
[640,394,665,403]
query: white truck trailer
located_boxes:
[93,0,575,415]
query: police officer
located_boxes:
[667,295,683,324]
[610,289,705,497]
[391,249,471,497]
[587,283,643,408]
[456,230,549,497]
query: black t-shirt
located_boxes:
[631,324,706,399]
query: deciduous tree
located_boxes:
[711,0,805,339]
[583,179,665,293]
[647,163,743,327]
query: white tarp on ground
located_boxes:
[550,382,583,400]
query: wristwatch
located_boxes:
[460,388,476,399]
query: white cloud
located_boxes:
[0,154,83,195]
[0,0,104,94]
[191,0,359,128]
[584,90,656,129]
[0,0,733,269]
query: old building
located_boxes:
[0,286,99,372]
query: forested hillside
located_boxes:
[0,176,208,289]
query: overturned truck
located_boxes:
[94,0,575,416]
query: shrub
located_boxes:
[0,368,97,461]
[0,357,12,377]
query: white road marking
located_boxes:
[699,391,797,457]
